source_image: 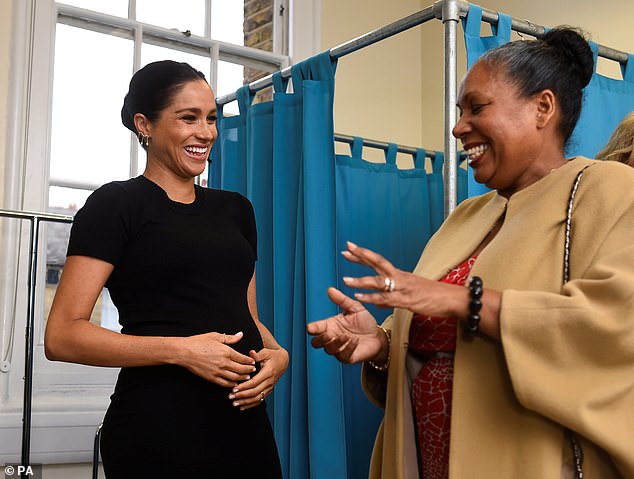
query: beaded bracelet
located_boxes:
[465,276,483,335]
[367,326,391,372]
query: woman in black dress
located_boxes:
[45,60,287,478]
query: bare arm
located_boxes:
[45,255,257,387]
[247,272,285,351]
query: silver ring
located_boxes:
[260,392,265,402]
[383,277,395,292]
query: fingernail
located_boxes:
[355,293,365,299]
[228,394,235,400]
[347,241,358,248]
[233,401,240,407]
[343,276,352,283]
[236,331,243,336]
[252,366,257,372]
[245,375,251,380]
[233,387,239,393]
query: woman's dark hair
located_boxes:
[121,60,207,135]
[479,27,594,145]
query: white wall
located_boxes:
[321,0,425,164]
[321,0,634,153]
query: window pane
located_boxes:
[58,0,129,18]
[141,43,210,78]
[45,191,121,332]
[211,0,243,45]
[136,0,205,37]
[51,24,133,185]
[216,60,244,116]
[48,185,92,210]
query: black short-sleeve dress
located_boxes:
[67,176,282,478]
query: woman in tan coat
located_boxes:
[308,27,634,479]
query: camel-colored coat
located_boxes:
[362,157,634,478]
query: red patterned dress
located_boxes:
[408,255,477,479]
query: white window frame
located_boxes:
[0,0,317,464]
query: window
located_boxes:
[0,0,290,463]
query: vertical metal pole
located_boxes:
[442,0,460,217]
[21,217,39,475]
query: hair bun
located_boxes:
[542,27,594,89]
[121,93,137,134]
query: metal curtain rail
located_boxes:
[216,0,630,105]
[215,5,437,105]
[334,133,440,160]
[0,209,73,475]
[215,0,632,216]
[474,4,629,64]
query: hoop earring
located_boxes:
[137,132,150,148]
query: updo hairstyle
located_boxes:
[479,27,594,146]
[121,60,207,141]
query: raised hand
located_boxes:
[307,287,387,364]
[341,241,465,318]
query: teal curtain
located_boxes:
[211,52,347,479]
[568,45,634,159]
[210,52,455,477]
[334,140,434,477]
[427,152,468,231]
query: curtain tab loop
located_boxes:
[236,85,255,116]
[619,54,634,82]
[385,144,398,166]
[272,71,289,93]
[414,148,427,169]
[352,137,364,158]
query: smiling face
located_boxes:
[453,61,565,197]
[140,79,217,180]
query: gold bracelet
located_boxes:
[367,326,391,372]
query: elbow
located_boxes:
[44,333,62,361]
[44,322,67,362]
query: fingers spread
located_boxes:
[344,241,396,276]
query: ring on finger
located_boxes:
[260,392,265,402]
[383,277,395,292]
[222,333,226,344]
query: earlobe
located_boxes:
[535,89,556,129]
[133,113,151,136]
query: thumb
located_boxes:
[249,348,269,362]
[223,331,244,345]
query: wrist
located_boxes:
[367,326,391,371]
[464,276,483,335]
[166,336,188,367]
[275,347,289,366]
